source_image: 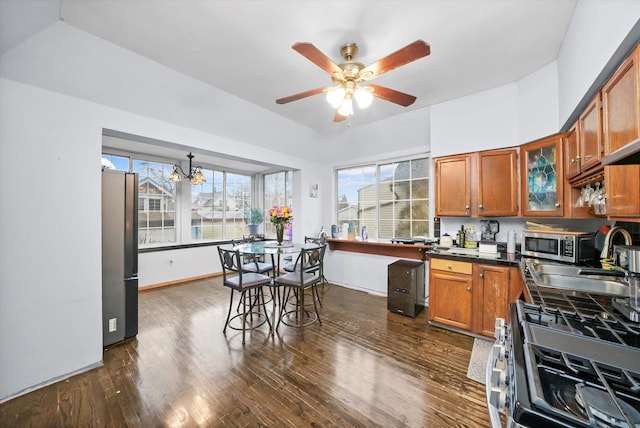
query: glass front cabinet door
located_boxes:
[520,133,565,217]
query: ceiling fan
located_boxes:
[276,40,430,122]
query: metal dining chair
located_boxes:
[275,245,325,331]
[218,246,273,344]
[282,238,327,307]
[232,238,275,276]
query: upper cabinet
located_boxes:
[435,148,519,217]
[435,154,472,216]
[579,94,605,174]
[564,124,580,179]
[565,94,604,181]
[477,149,519,216]
[602,44,640,217]
[520,133,565,217]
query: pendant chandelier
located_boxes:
[169,152,206,185]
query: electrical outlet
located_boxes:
[109,318,117,332]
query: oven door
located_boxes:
[486,318,509,428]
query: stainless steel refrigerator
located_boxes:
[102,170,139,346]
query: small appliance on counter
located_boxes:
[479,219,499,253]
[439,233,453,248]
[522,229,595,263]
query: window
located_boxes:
[336,156,430,239]
[102,151,263,247]
[264,171,293,237]
[191,170,252,240]
[134,159,177,245]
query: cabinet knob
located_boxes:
[447,264,452,269]
[479,272,484,278]
[466,287,472,292]
[570,158,576,164]
[575,155,581,160]
[478,204,484,209]
[555,203,560,208]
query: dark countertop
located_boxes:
[425,248,521,267]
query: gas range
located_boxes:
[488,300,640,428]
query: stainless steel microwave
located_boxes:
[522,230,595,263]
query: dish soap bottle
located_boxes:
[361,225,368,241]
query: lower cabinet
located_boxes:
[428,258,474,331]
[429,257,524,338]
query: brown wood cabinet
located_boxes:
[578,94,604,174]
[602,44,640,218]
[434,154,472,216]
[565,124,580,179]
[429,257,524,338]
[428,258,473,330]
[473,264,524,337]
[566,95,605,182]
[520,133,565,217]
[435,148,518,217]
[477,149,519,216]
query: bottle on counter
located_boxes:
[464,226,478,249]
[361,225,368,241]
[318,225,328,242]
[457,225,465,248]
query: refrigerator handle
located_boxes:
[124,172,139,277]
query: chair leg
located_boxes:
[276,286,290,331]
[311,285,322,325]
[223,289,235,334]
[259,287,272,335]
[241,290,247,344]
[313,281,323,308]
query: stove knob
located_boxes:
[492,343,507,361]
[489,387,507,410]
[494,318,506,341]
[491,367,507,387]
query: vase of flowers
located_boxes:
[269,204,292,245]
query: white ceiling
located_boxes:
[52,0,577,133]
[1,0,578,169]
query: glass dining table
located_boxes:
[224,240,322,274]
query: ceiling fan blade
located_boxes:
[359,40,430,80]
[276,87,330,104]
[334,111,347,122]
[292,42,343,77]
[368,83,417,107]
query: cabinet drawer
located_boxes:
[430,258,473,275]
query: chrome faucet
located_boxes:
[600,226,632,260]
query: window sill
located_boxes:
[326,238,431,261]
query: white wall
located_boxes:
[430,83,519,157]
[0,76,329,401]
[517,61,560,142]
[558,1,640,125]
[2,0,640,403]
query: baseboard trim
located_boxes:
[139,272,222,291]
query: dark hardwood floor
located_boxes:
[1,278,490,427]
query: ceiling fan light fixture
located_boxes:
[354,86,373,109]
[326,87,345,108]
[338,97,354,117]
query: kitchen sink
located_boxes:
[525,259,629,297]
[533,273,628,296]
